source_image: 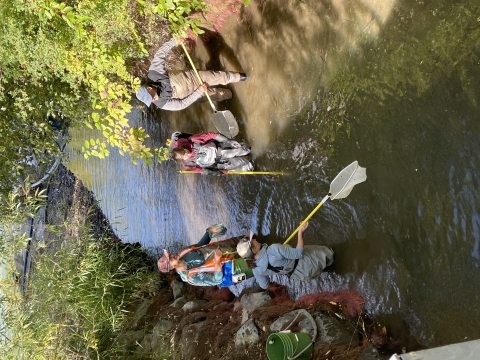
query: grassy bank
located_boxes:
[0,166,163,359]
[6,228,158,359]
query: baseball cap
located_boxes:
[236,230,254,258]
[157,249,170,272]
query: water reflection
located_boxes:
[67,0,480,350]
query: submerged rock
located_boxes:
[315,312,359,345]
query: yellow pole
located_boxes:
[179,42,217,112]
[283,194,330,244]
[222,251,238,255]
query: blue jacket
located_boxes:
[253,244,303,289]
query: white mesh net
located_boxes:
[329,161,367,200]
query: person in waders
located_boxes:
[236,221,334,289]
[136,37,247,111]
[169,131,253,175]
[157,224,248,287]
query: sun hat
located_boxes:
[236,230,254,258]
[157,249,170,272]
[136,86,153,107]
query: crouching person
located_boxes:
[157,224,251,286]
[236,221,334,289]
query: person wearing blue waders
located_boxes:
[236,221,334,289]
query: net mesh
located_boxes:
[211,111,239,139]
[329,161,367,200]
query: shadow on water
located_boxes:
[321,0,480,347]
[66,0,480,350]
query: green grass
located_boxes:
[0,219,161,359]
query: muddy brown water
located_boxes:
[67,0,480,349]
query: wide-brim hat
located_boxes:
[157,249,170,272]
[136,86,153,107]
[236,230,254,258]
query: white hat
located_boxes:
[237,230,254,258]
[136,87,153,107]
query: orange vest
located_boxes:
[177,244,206,259]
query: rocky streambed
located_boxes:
[117,274,392,360]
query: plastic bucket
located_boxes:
[233,258,254,279]
[266,332,313,360]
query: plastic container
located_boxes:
[233,258,254,279]
[266,332,313,360]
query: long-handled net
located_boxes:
[284,161,367,244]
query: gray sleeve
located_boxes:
[158,89,203,111]
[149,38,176,75]
[253,268,270,289]
[271,243,303,260]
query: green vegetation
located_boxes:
[138,0,207,37]
[0,0,259,357]
[0,217,160,359]
[0,190,47,261]
[0,0,211,195]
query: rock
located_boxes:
[170,279,183,299]
[171,296,187,308]
[357,344,382,359]
[182,300,208,312]
[270,309,317,341]
[233,301,243,313]
[152,319,174,337]
[138,334,153,353]
[180,321,206,359]
[212,301,229,310]
[235,318,260,347]
[314,313,359,345]
[129,299,153,329]
[240,291,272,324]
[151,320,174,358]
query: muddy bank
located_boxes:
[20,164,123,284]
[42,164,120,250]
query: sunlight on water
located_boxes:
[67,0,480,348]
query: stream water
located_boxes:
[67,0,480,349]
